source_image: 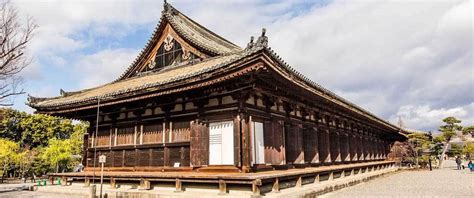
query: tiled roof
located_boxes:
[28,52,244,108]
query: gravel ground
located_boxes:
[323,160,474,198]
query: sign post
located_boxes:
[99,154,106,198]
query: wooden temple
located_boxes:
[27,2,406,195]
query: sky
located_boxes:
[10,0,473,132]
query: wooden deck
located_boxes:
[49,161,396,195]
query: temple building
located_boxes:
[27,2,406,195]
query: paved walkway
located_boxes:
[323,160,474,198]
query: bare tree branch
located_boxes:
[0,1,36,106]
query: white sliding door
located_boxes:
[252,121,265,164]
[209,121,234,165]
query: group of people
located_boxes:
[455,156,473,172]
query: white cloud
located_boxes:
[73,48,138,89]
[390,103,474,132]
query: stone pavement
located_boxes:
[322,160,474,198]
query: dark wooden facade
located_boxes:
[27,2,406,174]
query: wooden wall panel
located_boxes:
[150,148,165,166]
[181,147,190,166]
[168,147,181,166]
[190,121,209,166]
[124,150,136,167]
[137,149,150,167]
[318,129,331,164]
[285,124,304,164]
[264,120,285,165]
[329,131,341,163]
[303,127,319,164]
[113,150,123,167]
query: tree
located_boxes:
[463,143,474,159]
[450,144,463,156]
[0,108,76,148]
[0,1,37,106]
[462,126,474,137]
[438,117,463,167]
[38,124,85,173]
[407,132,432,168]
[0,138,20,182]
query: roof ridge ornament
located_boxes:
[245,36,254,50]
[255,28,268,48]
[246,28,268,51]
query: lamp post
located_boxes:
[98,154,106,198]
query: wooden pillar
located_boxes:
[234,116,241,167]
[82,133,89,166]
[318,128,331,165]
[241,116,252,172]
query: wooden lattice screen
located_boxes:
[171,121,191,142]
[116,126,135,145]
[143,123,164,144]
[95,127,110,147]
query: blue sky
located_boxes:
[12,0,473,132]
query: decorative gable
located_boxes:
[136,24,207,75]
[117,2,242,80]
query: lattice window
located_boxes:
[144,35,198,72]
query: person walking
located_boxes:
[468,160,473,172]
[455,156,462,170]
